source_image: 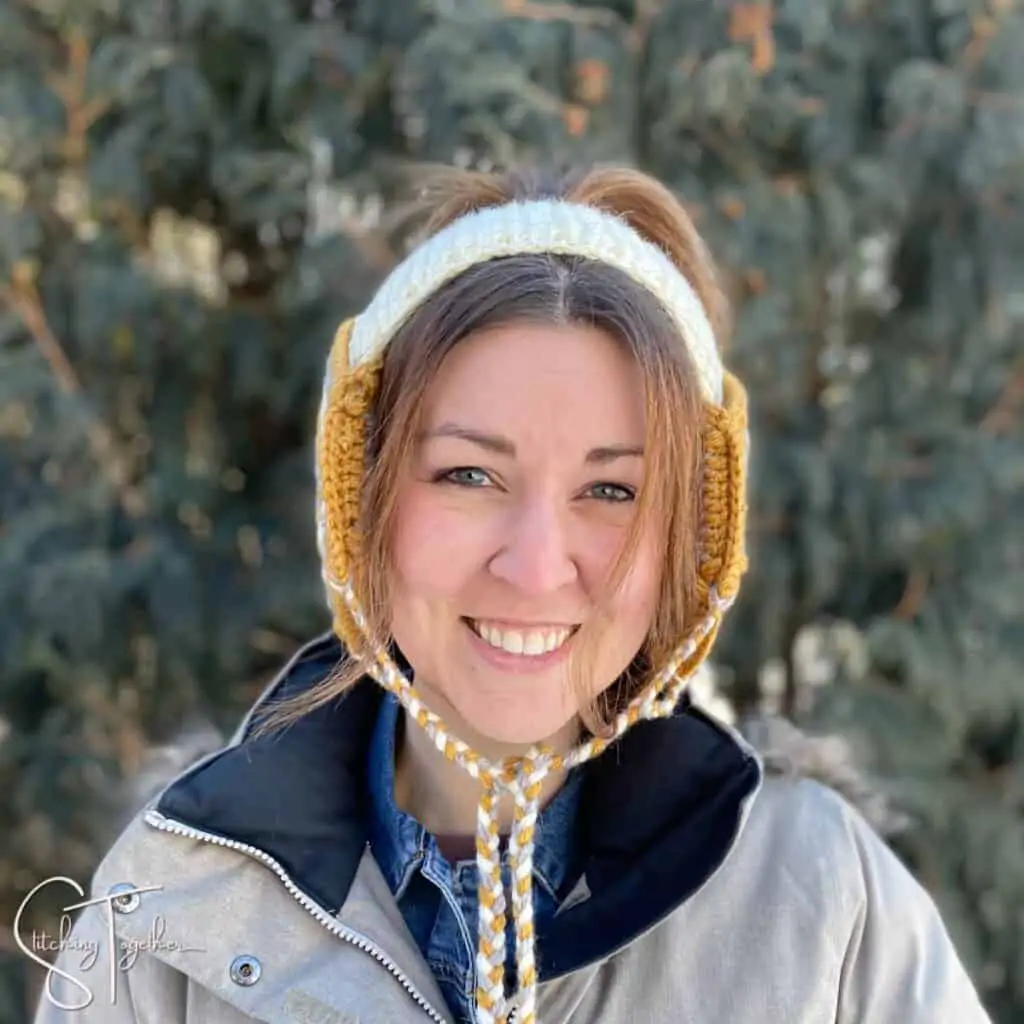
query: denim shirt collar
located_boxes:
[367,690,584,903]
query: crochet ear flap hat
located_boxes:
[314,198,749,1024]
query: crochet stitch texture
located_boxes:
[314,198,749,1024]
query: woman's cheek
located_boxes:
[396,490,496,586]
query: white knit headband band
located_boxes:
[346,198,725,405]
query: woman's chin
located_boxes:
[443,691,578,755]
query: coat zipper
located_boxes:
[143,807,450,1024]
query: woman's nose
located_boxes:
[487,497,579,594]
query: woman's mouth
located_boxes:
[461,617,580,657]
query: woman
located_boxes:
[33,165,989,1024]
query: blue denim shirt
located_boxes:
[367,691,584,1024]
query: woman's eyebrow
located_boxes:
[420,422,643,463]
[586,443,645,465]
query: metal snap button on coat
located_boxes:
[229,954,261,987]
[107,883,141,914]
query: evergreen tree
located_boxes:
[1,2,1020,1020]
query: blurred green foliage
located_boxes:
[1,0,1021,1020]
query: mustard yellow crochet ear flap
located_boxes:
[677,369,750,677]
[315,316,383,659]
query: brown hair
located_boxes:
[253,163,730,740]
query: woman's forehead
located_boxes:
[419,320,647,439]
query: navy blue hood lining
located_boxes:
[155,635,761,982]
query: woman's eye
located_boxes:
[590,482,636,503]
[433,469,633,503]
[437,467,493,488]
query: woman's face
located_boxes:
[388,320,664,752]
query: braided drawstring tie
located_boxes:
[328,574,730,1024]
[475,770,509,1017]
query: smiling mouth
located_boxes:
[461,617,581,656]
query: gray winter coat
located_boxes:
[31,635,991,1023]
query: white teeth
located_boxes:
[470,620,573,656]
